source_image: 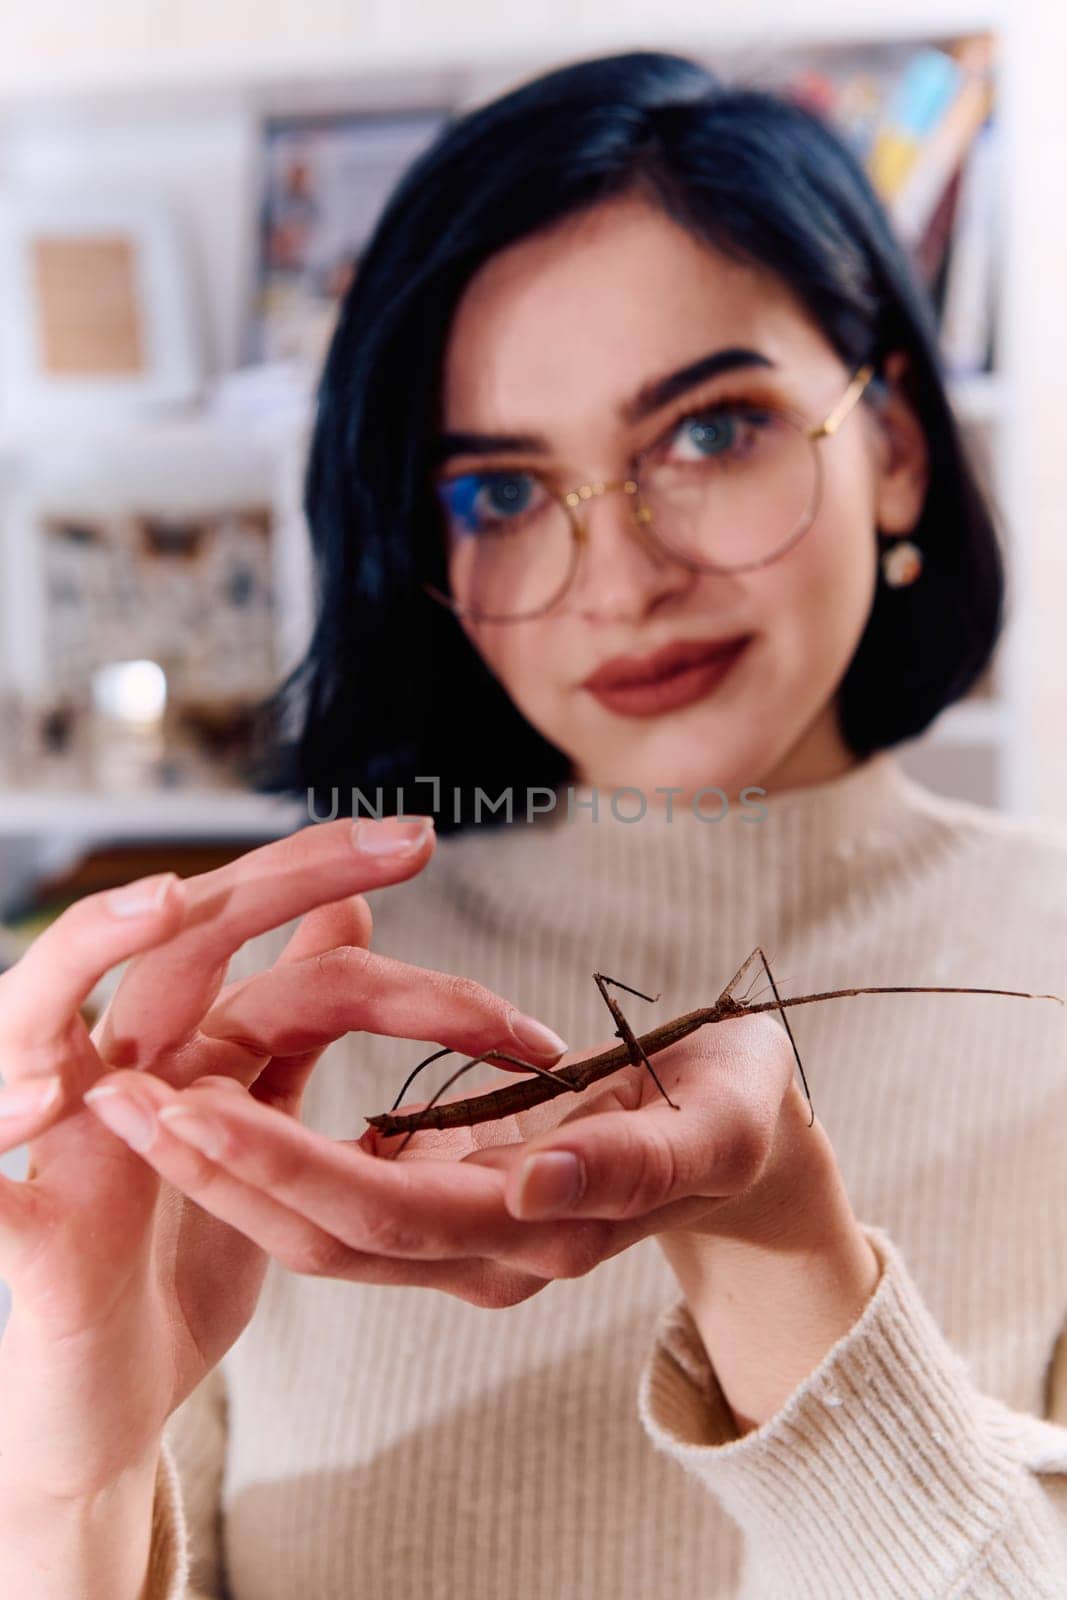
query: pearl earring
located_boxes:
[878,531,923,588]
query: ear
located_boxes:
[871,349,930,535]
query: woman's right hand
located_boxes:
[0,815,565,1506]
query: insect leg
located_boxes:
[718,946,767,1005]
[749,947,816,1128]
[594,972,662,1005]
[593,971,679,1111]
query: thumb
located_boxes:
[504,1013,792,1221]
[503,1082,760,1223]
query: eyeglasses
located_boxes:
[424,363,875,623]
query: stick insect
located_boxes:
[365,946,1063,1157]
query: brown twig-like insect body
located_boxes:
[366,946,1063,1156]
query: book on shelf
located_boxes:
[887,36,995,252]
[866,45,965,202]
[786,32,998,376]
[938,119,998,377]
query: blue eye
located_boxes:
[685,413,736,455]
[663,405,771,468]
[437,471,540,537]
[483,474,534,516]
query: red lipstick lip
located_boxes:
[581,634,754,691]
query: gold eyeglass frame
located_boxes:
[424,362,876,623]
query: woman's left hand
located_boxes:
[80,1001,869,1311]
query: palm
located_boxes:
[9,1015,274,1468]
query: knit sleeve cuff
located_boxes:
[144,1437,191,1599]
[637,1224,1050,1597]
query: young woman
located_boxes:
[1,50,1066,1599]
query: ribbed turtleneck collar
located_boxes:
[428,750,958,1000]
[552,748,920,851]
[415,748,959,1036]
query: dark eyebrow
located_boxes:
[620,346,776,426]
[431,346,776,467]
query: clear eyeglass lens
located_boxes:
[436,408,820,620]
[637,407,820,571]
[438,469,576,620]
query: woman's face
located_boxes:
[436,192,928,801]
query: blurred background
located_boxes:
[0,3,1064,1253]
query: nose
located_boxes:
[566,482,695,623]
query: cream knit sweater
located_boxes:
[145,751,1067,1598]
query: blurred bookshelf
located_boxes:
[0,9,1025,923]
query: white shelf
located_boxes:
[0,407,308,463]
[0,701,1009,840]
[0,789,304,838]
[0,8,1009,116]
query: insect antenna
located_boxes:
[386,1048,574,1157]
[387,1046,454,1114]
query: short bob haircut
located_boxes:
[264,49,1004,834]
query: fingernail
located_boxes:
[83,1086,157,1151]
[158,1106,225,1160]
[352,816,434,856]
[509,1011,569,1058]
[106,873,174,919]
[514,1151,585,1219]
[0,1075,61,1119]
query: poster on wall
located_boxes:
[0,483,281,795]
[249,110,448,371]
[0,192,204,433]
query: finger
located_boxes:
[180,895,379,1105]
[81,1071,489,1288]
[97,816,433,1068]
[500,1027,784,1221]
[87,1084,550,1316]
[81,1073,612,1270]
[0,875,183,1049]
[0,1160,47,1279]
[275,893,373,966]
[200,946,569,1068]
[463,1146,719,1243]
[152,1074,548,1308]
[0,1074,64,1147]
[0,1075,89,1277]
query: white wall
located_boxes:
[1011,5,1067,819]
[0,0,1017,83]
[1,1,375,70]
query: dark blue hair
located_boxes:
[263,49,1003,831]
